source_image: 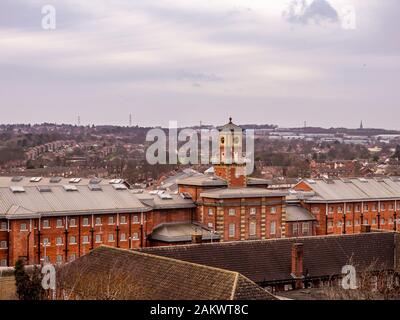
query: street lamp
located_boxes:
[40,240,50,265]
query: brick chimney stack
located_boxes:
[291,243,304,289]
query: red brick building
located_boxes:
[292,177,400,236]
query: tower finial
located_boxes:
[229,117,232,123]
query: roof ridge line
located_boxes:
[97,245,239,277]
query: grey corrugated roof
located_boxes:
[0,176,116,187]
[200,187,287,199]
[135,191,196,209]
[298,177,400,202]
[286,205,316,222]
[0,184,150,219]
[149,222,220,242]
[177,175,227,187]
[247,177,271,185]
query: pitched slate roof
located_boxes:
[141,232,396,284]
[286,205,317,222]
[200,187,287,199]
[58,246,276,300]
[149,222,220,242]
[296,177,400,202]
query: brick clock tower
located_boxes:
[214,118,247,188]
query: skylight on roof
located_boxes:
[49,177,62,183]
[88,184,102,191]
[112,184,127,190]
[37,186,52,192]
[358,178,368,183]
[11,176,23,182]
[306,179,316,184]
[89,178,102,184]
[158,193,172,200]
[30,177,42,183]
[10,186,25,193]
[64,185,78,191]
[69,178,82,184]
[110,179,124,184]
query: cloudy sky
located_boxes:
[0,0,399,128]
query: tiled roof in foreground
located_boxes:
[141,232,397,284]
[58,246,276,300]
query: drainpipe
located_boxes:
[395,200,398,232]
[140,211,144,248]
[90,214,94,250]
[6,220,10,267]
[343,203,346,234]
[325,203,328,235]
[377,201,381,229]
[37,217,41,264]
[78,216,81,257]
[128,213,132,250]
[360,201,364,230]
[64,217,69,261]
[116,213,120,248]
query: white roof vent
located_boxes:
[30,177,42,183]
[112,184,127,190]
[64,185,78,191]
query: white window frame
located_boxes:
[270,221,276,235]
[20,223,28,231]
[250,208,257,215]
[208,208,214,216]
[228,208,236,216]
[302,222,309,234]
[249,221,256,236]
[293,223,298,235]
[132,232,139,240]
[120,215,127,224]
[108,217,115,225]
[108,234,115,242]
[270,207,277,214]
[0,241,7,249]
[95,234,102,243]
[69,236,77,245]
[42,220,50,229]
[82,217,90,227]
[69,218,77,227]
[132,215,140,224]
[82,236,90,244]
[0,222,7,231]
[56,219,63,228]
[228,223,236,238]
[56,237,63,246]
[120,233,127,241]
[95,217,102,226]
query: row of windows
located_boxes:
[313,203,398,214]
[207,207,277,216]
[40,232,140,246]
[328,217,394,228]
[15,215,141,231]
[226,221,277,238]
[292,222,310,235]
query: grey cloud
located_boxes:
[283,0,339,26]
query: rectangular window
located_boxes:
[302,222,309,234]
[43,238,50,246]
[208,222,214,229]
[56,219,63,228]
[346,205,352,213]
[229,223,236,237]
[364,204,369,212]
[0,241,7,249]
[389,218,394,224]
[372,218,377,225]
[0,222,7,231]
[329,207,334,213]
[337,206,343,213]
[293,223,298,235]
[0,259,7,267]
[132,232,139,240]
[228,209,236,216]
[56,237,63,245]
[337,221,342,227]
[355,219,360,226]
[270,207,277,214]
[56,255,63,264]
[328,221,333,228]
[355,205,361,212]
[346,220,352,226]
[312,207,320,214]
[83,236,89,244]
[20,223,27,231]
[372,204,377,212]
[108,217,115,225]
[133,215,140,223]
[208,208,214,216]
[389,204,395,211]
[69,218,76,227]
[83,217,90,226]
[70,236,77,244]
[69,254,76,262]
[270,221,276,235]
[120,215,127,224]
[249,221,256,236]
[95,234,102,243]
[250,208,257,215]
[381,204,386,211]
[42,220,50,228]
[363,219,369,225]
[381,218,385,225]
[95,217,102,226]
[120,233,127,241]
[108,234,114,242]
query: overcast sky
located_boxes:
[0,0,399,128]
